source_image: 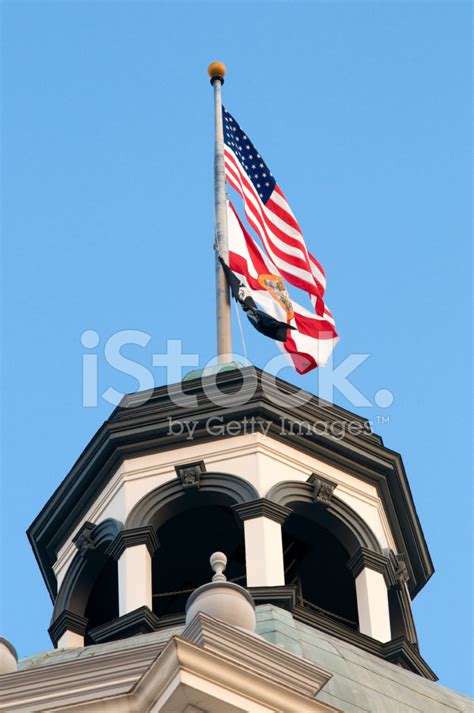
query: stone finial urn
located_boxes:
[185,552,256,632]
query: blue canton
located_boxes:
[222,107,276,205]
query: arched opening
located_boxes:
[283,506,359,629]
[51,519,123,647]
[126,472,259,531]
[152,502,246,621]
[266,480,387,634]
[123,472,258,624]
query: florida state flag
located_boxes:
[225,202,338,374]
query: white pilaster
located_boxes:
[355,567,391,643]
[57,630,85,649]
[118,543,152,615]
[243,516,285,587]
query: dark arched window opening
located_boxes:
[283,509,358,629]
[152,504,246,621]
[84,558,119,643]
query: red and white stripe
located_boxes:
[227,202,338,374]
[224,144,334,325]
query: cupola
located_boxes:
[28,367,435,678]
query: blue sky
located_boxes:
[1,0,472,696]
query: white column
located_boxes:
[243,516,285,587]
[118,543,152,615]
[355,567,391,643]
[57,630,84,649]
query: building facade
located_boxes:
[0,368,472,711]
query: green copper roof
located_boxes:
[256,606,472,713]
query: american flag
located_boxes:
[222,106,337,352]
[227,201,339,373]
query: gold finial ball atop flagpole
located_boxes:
[208,61,226,84]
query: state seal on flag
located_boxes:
[258,274,295,321]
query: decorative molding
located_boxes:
[125,472,259,530]
[0,637,166,711]
[154,611,186,628]
[175,460,206,490]
[267,480,382,557]
[91,518,124,547]
[249,586,297,611]
[395,553,410,585]
[384,549,418,646]
[106,525,159,560]
[51,518,123,631]
[49,610,88,646]
[182,611,333,698]
[72,521,96,558]
[384,636,437,681]
[307,474,336,506]
[389,581,419,647]
[88,606,160,644]
[72,519,124,559]
[233,498,292,524]
[347,547,397,587]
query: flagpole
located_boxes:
[208,61,232,363]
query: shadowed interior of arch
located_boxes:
[283,507,359,628]
[84,558,119,642]
[151,503,246,619]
